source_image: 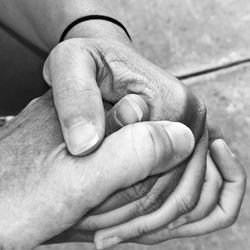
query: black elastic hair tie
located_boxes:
[59,15,132,43]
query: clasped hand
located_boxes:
[0,38,245,250]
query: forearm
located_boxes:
[0,0,131,52]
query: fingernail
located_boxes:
[221,140,236,158]
[128,95,144,120]
[115,97,143,126]
[68,122,99,156]
[165,123,195,157]
[169,217,188,230]
[95,236,121,250]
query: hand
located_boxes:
[0,91,194,249]
[91,125,246,248]
[45,94,207,247]
[43,38,206,156]
[44,96,244,249]
[43,38,207,247]
[59,109,244,248]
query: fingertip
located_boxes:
[115,94,149,126]
[106,94,149,135]
[165,122,195,159]
[132,121,195,175]
[210,139,246,184]
[66,122,102,156]
[126,94,149,122]
[210,139,235,159]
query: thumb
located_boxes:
[85,121,195,207]
[105,94,149,136]
[43,41,105,156]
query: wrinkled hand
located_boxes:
[0,92,194,249]
[92,125,246,248]
[51,99,245,249]
[43,38,205,156]
[42,38,208,248]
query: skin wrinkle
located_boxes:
[136,179,171,216]
[83,166,184,232]
[89,49,122,102]
[95,42,152,104]
[89,176,158,215]
[181,168,221,222]
[131,132,208,243]
[93,129,207,244]
[3,0,244,246]
[0,38,215,247]
[0,88,143,248]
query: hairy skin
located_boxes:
[0,90,194,249]
[44,39,206,148]
[0,91,93,247]
[0,86,244,249]
[0,40,206,248]
[43,40,208,244]
[21,38,206,245]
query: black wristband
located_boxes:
[59,15,132,43]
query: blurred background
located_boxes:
[0,0,249,249]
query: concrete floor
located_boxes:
[0,0,249,249]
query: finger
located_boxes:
[77,170,180,231]
[169,154,222,229]
[94,128,207,249]
[79,121,194,214]
[87,176,157,216]
[135,139,246,243]
[43,44,105,156]
[210,139,246,212]
[105,94,149,136]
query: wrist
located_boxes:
[62,19,132,47]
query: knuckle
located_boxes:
[55,79,99,99]
[223,213,238,228]
[174,194,197,215]
[121,177,157,203]
[142,124,158,147]
[131,125,158,175]
[131,182,151,199]
[136,192,165,216]
[134,222,149,237]
[122,182,151,202]
[137,124,167,165]
[54,84,74,98]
